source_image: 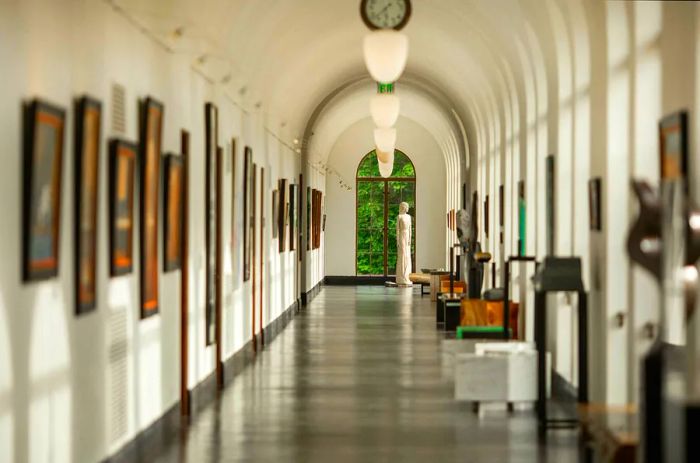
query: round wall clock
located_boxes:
[360,0,412,31]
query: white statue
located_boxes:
[395,202,413,286]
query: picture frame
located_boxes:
[74,96,101,314]
[517,180,525,256]
[163,154,184,271]
[243,146,253,281]
[298,174,304,261]
[139,96,163,319]
[278,178,288,252]
[306,186,312,250]
[588,177,602,231]
[484,195,489,238]
[204,103,218,344]
[109,139,136,277]
[499,184,504,244]
[289,183,298,251]
[659,110,688,183]
[546,154,555,255]
[230,138,237,272]
[22,99,66,282]
[272,189,279,239]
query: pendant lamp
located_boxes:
[363,30,409,83]
[370,93,400,128]
[374,127,396,154]
[376,148,395,165]
[378,158,394,178]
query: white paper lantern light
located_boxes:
[373,127,396,154]
[378,158,394,178]
[376,148,395,165]
[363,30,409,83]
[370,93,400,128]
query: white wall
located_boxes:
[0,1,301,462]
[324,117,447,276]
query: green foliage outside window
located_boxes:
[356,150,416,276]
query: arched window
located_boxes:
[356,150,416,276]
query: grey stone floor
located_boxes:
[149,286,583,462]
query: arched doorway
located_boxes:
[356,150,416,276]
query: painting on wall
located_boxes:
[298,174,303,261]
[22,99,66,282]
[546,154,555,256]
[289,183,298,251]
[517,180,525,256]
[659,111,688,183]
[74,96,101,314]
[139,97,163,319]
[312,189,323,249]
[205,103,218,344]
[322,213,327,232]
[243,146,253,281]
[164,154,184,271]
[484,195,489,238]
[230,138,237,275]
[278,178,288,252]
[306,186,312,250]
[109,139,136,276]
[272,189,279,239]
[588,177,602,231]
[498,184,504,245]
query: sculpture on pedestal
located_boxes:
[395,201,412,286]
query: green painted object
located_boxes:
[456,326,512,339]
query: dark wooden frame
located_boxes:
[204,102,218,345]
[298,174,304,261]
[108,139,137,277]
[230,138,237,274]
[588,177,602,231]
[259,167,265,345]
[278,178,288,252]
[659,110,688,184]
[251,165,258,347]
[179,130,190,416]
[215,147,224,386]
[499,184,504,244]
[546,154,555,256]
[163,154,184,271]
[289,183,298,251]
[139,97,163,318]
[74,96,101,314]
[22,99,66,282]
[484,195,489,238]
[360,0,412,31]
[243,147,253,281]
[306,186,312,251]
[272,189,279,239]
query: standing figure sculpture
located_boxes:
[395,202,413,286]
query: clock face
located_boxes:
[361,0,411,30]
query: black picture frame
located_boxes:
[109,139,136,277]
[164,154,184,271]
[243,146,253,281]
[74,96,102,314]
[588,177,602,231]
[22,99,66,282]
[204,103,218,344]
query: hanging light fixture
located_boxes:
[378,158,394,178]
[374,127,396,154]
[363,30,409,83]
[370,84,400,129]
[376,148,395,165]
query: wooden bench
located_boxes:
[578,403,638,463]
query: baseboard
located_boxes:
[301,280,323,305]
[324,275,390,285]
[552,370,578,402]
[105,299,300,462]
[103,401,181,463]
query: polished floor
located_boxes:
[144,286,583,462]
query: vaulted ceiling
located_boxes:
[111,0,579,179]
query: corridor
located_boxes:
[135,286,581,463]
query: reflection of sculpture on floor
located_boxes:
[395,201,413,286]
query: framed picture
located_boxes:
[74,96,101,314]
[546,154,555,255]
[484,195,489,238]
[243,147,253,281]
[139,97,163,319]
[659,111,688,183]
[298,174,304,260]
[230,138,237,271]
[588,177,602,231]
[322,213,327,232]
[289,184,298,251]
[306,186,312,250]
[517,180,526,256]
[109,139,136,277]
[278,178,288,252]
[204,103,218,344]
[164,154,184,271]
[498,184,504,244]
[22,99,66,282]
[272,189,279,239]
